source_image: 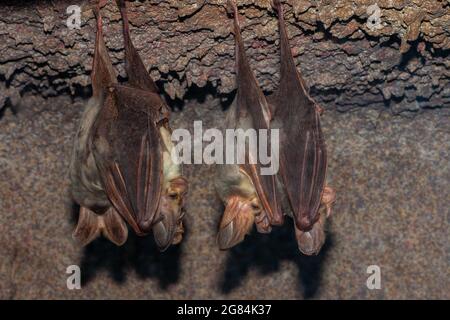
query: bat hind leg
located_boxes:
[73,206,128,246]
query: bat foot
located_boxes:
[255,212,272,233]
[269,213,285,226]
[226,0,245,29]
[322,185,336,218]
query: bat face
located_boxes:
[215,0,335,255]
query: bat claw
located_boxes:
[92,0,107,14]
[152,219,171,251]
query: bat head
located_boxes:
[217,195,261,249]
[152,177,188,251]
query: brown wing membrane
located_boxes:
[271,0,327,231]
[229,0,283,225]
[92,85,164,234]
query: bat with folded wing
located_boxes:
[69,0,187,251]
[215,0,335,255]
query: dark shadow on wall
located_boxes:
[219,220,333,299]
[71,202,183,289]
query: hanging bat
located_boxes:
[69,0,187,251]
[215,0,335,255]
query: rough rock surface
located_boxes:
[0,0,449,114]
[0,95,448,299]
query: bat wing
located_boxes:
[271,0,327,231]
[230,2,283,225]
[91,2,117,98]
[91,84,166,234]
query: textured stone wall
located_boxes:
[0,0,449,114]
